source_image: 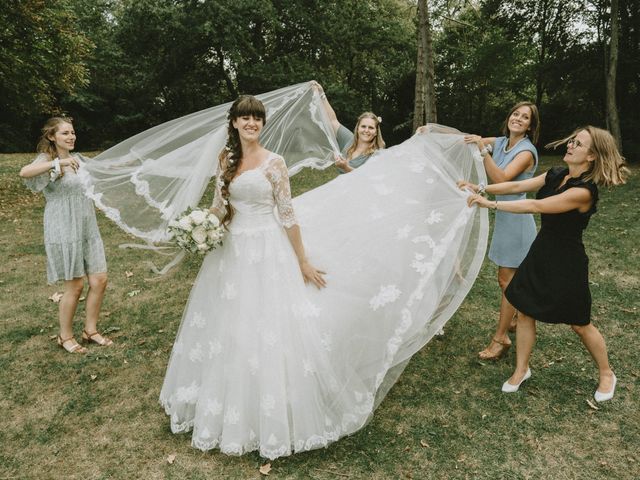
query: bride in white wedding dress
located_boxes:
[80,82,487,459]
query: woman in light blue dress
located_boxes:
[312,82,385,172]
[463,102,540,360]
[20,117,113,354]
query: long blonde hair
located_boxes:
[546,126,629,187]
[37,116,74,160]
[346,112,385,159]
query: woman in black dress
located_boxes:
[463,126,628,402]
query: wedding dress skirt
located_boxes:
[159,131,487,459]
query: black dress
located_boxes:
[505,167,599,325]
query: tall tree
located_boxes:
[413,0,437,131]
[606,0,622,147]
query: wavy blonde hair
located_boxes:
[545,126,629,187]
[346,112,385,159]
[37,116,74,159]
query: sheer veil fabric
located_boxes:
[79,82,488,458]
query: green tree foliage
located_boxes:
[0,0,92,151]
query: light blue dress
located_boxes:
[23,153,107,283]
[335,125,373,173]
[488,136,538,268]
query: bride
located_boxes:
[81,82,488,459]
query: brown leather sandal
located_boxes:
[57,334,88,354]
[81,330,113,346]
[478,337,511,360]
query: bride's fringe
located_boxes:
[545,126,629,187]
[217,96,267,227]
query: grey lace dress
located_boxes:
[23,153,107,284]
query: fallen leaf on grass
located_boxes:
[420,439,429,448]
[90,375,97,381]
[48,292,63,303]
[125,270,134,278]
[103,326,120,333]
[259,463,271,475]
[586,399,599,410]
[166,453,176,464]
[49,335,57,340]
[127,289,141,297]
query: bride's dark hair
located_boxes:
[217,95,266,226]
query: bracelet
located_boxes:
[478,182,486,195]
[53,158,61,174]
[486,143,493,153]
[480,146,490,157]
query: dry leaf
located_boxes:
[125,270,134,278]
[586,399,599,410]
[127,289,141,297]
[90,375,97,381]
[49,335,58,340]
[420,439,429,448]
[48,292,63,303]
[123,359,128,364]
[167,453,176,464]
[259,463,272,475]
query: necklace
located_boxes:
[503,137,526,154]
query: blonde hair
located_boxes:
[346,112,385,159]
[501,101,540,144]
[37,116,74,161]
[546,126,629,187]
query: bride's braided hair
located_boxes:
[217,95,267,227]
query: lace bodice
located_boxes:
[211,153,297,232]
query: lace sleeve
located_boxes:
[264,155,298,228]
[23,154,54,192]
[210,173,226,220]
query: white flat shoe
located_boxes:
[594,374,617,403]
[501,368,531,393]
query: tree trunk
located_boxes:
[424,0,437,123]
[413,0,437,130]
[606,0,622,148]
[413,0,427,131]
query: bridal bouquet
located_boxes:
[168,208,224,254]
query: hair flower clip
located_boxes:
[377,116,382,124]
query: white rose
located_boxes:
[178,216,193,231]
[190,209,207,225]
[197,242,209,252]
[208,229,222,243]
[207,214,220,226]
[191,225,207,244]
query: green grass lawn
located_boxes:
[1,152,638,480]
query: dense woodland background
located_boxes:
[1,0,638,159]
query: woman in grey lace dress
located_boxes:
[20,117,113,354]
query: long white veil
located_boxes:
[79,82,338,244]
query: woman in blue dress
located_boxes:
[312,81,385,173]
[462,102,540,360]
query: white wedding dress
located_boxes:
[159,131,487,459]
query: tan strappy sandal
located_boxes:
[478,337,511,360]
[81,330,114,346]
[57,334,88,354]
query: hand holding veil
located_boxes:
[78,82,339,244]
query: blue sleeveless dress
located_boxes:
[488,136,538,268]
[335,125,373,173]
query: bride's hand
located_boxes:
[300,261,327,289]
[456,180,479,192]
